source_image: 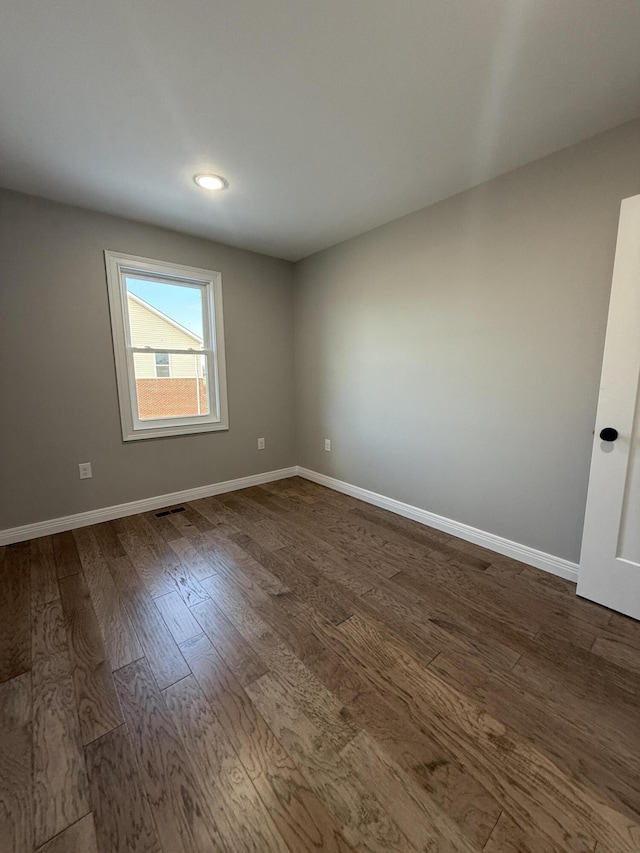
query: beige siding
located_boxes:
[128,295,202,379]
[133,352,206,379]
[132,352,157,379]
[168,353,206,379]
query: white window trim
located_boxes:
[104,251,229,441]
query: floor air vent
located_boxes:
[155,506,186,517]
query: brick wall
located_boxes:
[136,378,208,419]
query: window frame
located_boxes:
[154,352,171,378]
[104,251,229,441]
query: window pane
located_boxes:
[133,353,211,420]
[154,352,170,378]
[126,276,205,349]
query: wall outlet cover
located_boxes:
[79,462,93,479]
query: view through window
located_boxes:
[126,277,210,420]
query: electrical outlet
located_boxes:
[324,439,331,451]
[257,437,265,450]
[78,462,92,480]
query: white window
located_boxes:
[154,352,171,378]
[105,251,228,440]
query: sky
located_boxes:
[126,277,204,338]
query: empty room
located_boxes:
[1,2,640,851]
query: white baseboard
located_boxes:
[0,467,298,546]
[0,464,580,584]
[296,467,579,583]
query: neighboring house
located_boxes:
[128,293,208,419]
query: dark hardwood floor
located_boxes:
[1,476,640,852]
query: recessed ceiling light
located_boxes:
[194,173,227,191]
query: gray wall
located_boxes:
[3,120,639,556]
[0,190,295,529]
[294,120,640,563]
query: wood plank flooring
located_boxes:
[1,476,640,852]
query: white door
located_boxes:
[578,194,640,620]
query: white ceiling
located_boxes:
[1,1,639,261]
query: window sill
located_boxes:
[122,420,229,441]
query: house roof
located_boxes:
[127,292,203,344]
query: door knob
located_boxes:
[599,427,618,442]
